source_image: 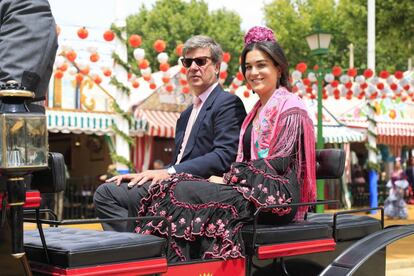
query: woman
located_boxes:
[384,158,409,219]
[135,26,316,262]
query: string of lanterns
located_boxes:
[52,26,414,103]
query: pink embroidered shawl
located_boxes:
[236,87,316,218]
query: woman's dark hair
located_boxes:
[240,41,291,91]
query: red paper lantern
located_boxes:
[313,65,319,71]
[360,83,368,89]
[331,80,339,88]
[77,27,88,39]
[332,66,342,77]
[236,72,244,81]
[379,70,389,79]
[66,50,77,62]
[54,70,64,79]
[153,39,166,53]
[93,76,102,85]
[404,85,410,91]
[127,73,132,80]
[80,66,90,75]
[231,83,239,89]
[58,63,68,72]
[219,71,228,80]
[345,82,353,89]
[306,86,313,94]
[159,63,170,72]
[376,83,384,90]
[390,83,398,91]
[132,80,140,89]
[139,59,150,69]
[179,79,188,86]
[223,52,231,63]
[363,69,374,78]
[103,30,115,42]
[347,68,357,77]
[394,71,404,79]
[303,78,311,86]
[129,34,142,48]
[182,86,190,94]
[180,67,187,74]
[243,90,250,98]
[165,84,174,93]
[149,83,157,90]
[90,53,100,63]
[103,69,112,77]
[162,77,170,84]
[75,73,83,83]
[176,44,184,56]
[143,75,151,81]
[296,62,307,73]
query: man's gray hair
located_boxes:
[183,35,223,64]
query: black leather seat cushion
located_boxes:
[306,213,381,241]
[24,228,166,268]
[242,221,332,252]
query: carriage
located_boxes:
[1,149,414,276]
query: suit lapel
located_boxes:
[181,85,222,161]
[173,107,192,162]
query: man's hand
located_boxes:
[209,175,224,184]
[106,170,170,188]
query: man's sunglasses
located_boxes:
[180,56,211,68]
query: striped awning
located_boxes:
[340,118,414,145]
[46,109,116,136]
[134,109,180,138]
[318,125,365,144]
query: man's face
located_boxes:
[183,48,219,96]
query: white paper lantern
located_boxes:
[291,70,302,81]
[339,75,350,84]
[157,52,169,64]
[355,75,366,84]
[140,67,152,76]
[133,48,145,61]
[220,62,228,72]
[308,72,317,82]
[54,56,65,68]
[324,73,334,83]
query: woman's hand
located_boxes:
[209,175,224,184]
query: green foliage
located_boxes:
[264,0,414,72]
[125,0,243,81]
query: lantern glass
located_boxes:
[0,114,48,171]
[306,32,332,55]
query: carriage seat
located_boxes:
[24,227,167,275]
[306,213,381,241]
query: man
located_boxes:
[0,0,58,103]
[94,35,246,232]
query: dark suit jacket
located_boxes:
[0,0,58,100]
[406,166,414,187]
[172,84,246,178]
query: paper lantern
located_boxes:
[140,67,152,76]
[132,48,145,61]
[179,79,188,86]
[243,90,250,98]
[162,76,170,84]
[157,52,169,64]
[55,56,65,68]
[54,70,64,79]
[165,84,174,93]
[332,66,342,77]
[58,63,68,72]
[236,72,244,81]
[129,34,142,48]
[296,63,307,73]
[176,44,184,56]
[363,69,374,78]
[66,50,77,62]
[103,30,115,42]
[90,53,100,62]
[75,73,83,83]
[139,59,150,70]
[220,62,228,72]
[182,86,190,94]
[159,63,170,72]
[153,40,166,53]
[223,52,231,63]
[149,83,157,90]
[103,68,112,77]
[77,27,88,39]
[94,76,102,85]
[347,68,357,77]
[219,71,228,80]
[394,71,404,79]
[143,75,151,81]
[379,70,389,79]
[132,80,140,89]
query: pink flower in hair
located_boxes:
[244,26,276,46]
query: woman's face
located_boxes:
[244,49,280,99]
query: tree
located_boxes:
[264,0,414,72]
[125,0,243,80]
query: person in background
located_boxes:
[152,159,165,170]
[132,26,316,262]
[93,35,246,232]
[384,158,409,219]
[405,157,414,204]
